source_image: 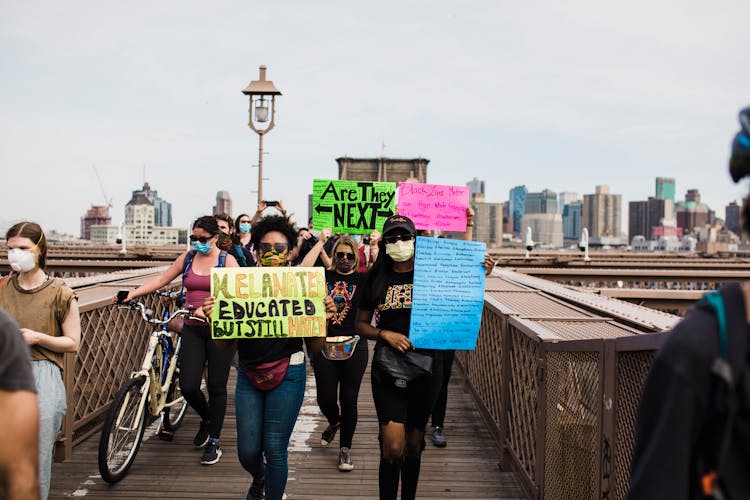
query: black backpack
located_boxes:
[700,284,748,499]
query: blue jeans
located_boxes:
[235,361,306,500]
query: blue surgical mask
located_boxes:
[239,223,252,234]
[192,241,212,254]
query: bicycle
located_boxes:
[98,290,203,483]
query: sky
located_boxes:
[1,1,749,237]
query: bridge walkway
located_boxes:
[50,346,524,499]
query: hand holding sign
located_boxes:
[397,183,469,232]
[210,267,328,339]
[313,179,396,234]
[410,236,486,350]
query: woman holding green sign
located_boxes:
[204,214,335,500]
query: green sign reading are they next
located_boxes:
[312,179,396,234]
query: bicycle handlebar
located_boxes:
[154,289,183,300]
[121,300,207,325]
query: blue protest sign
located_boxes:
[410,236,486,350]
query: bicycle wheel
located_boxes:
[98,376,149,483]
[163,371,188,430]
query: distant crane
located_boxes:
[93,165,113,209]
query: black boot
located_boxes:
[378,458,401,500]
[401,454,422,500]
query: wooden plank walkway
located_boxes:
[50,342,523,499]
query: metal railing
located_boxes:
[54,270,175,461]
[54,267,674,500]
[456,272,674,500]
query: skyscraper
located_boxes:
[629,197,670,241]
[467,177,485,199]
[628,200,649,242]
[80,205,111,240]
[676,189,713,234]
[509,185,527,235]
[655,177,676,203]
[726,201,741,235]
[521,213,564,247]
[213,191,232,216]
[583,185,622,238]
[470,193,503,246]
[131,182,172,227]
[524,189,558,215]
[562,201,583,241]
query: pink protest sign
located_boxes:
[397,183,469,231]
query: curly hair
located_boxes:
[250,215,298,249]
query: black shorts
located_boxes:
[371,350,443,430]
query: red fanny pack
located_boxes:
[242,356,290,391]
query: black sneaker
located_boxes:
[157,427,174,441]
[247,476,265,500]
[338,447,354,472]
[200,438,222,465]
[320,422,340,447]
[431,426,447,447]
[193,420,210,448]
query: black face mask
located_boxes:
[333,255,355,273]
[217,232,232,251]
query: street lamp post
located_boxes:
[117,221,127,255]
[242,65,282,206]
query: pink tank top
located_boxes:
[183,267,210,326]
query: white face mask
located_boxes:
[385,240,415,263]
[8,248,37,272]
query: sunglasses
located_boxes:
[335,252,355,260]
[383,233,415,245]
[258,242,289,254]
[189,235,215,243]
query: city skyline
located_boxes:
[2,1,749,235]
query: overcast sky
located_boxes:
[1,1,749,236]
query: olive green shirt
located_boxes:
[0,275,76,372]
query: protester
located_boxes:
[301,232,369,471]
[117,215,238,465]
[0,308,40,500]
[203,214,336,500]
[215,213,254,267]
[355,214,492,500]
[234,212,256,266]
[628,107,750,499]
[428,207,494,447]
[0,222,81,500]
[355,229,381,272]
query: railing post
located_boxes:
[534,345,547,500]
[499,314,511,470]
[600,339,617,499]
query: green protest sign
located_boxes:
[210,267,327,339]
[312,179,396,234]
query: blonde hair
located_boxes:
[329,235,359,271]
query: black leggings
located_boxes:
[430,349,455,428]
[178,324,236,438]
[312,339,368,448]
